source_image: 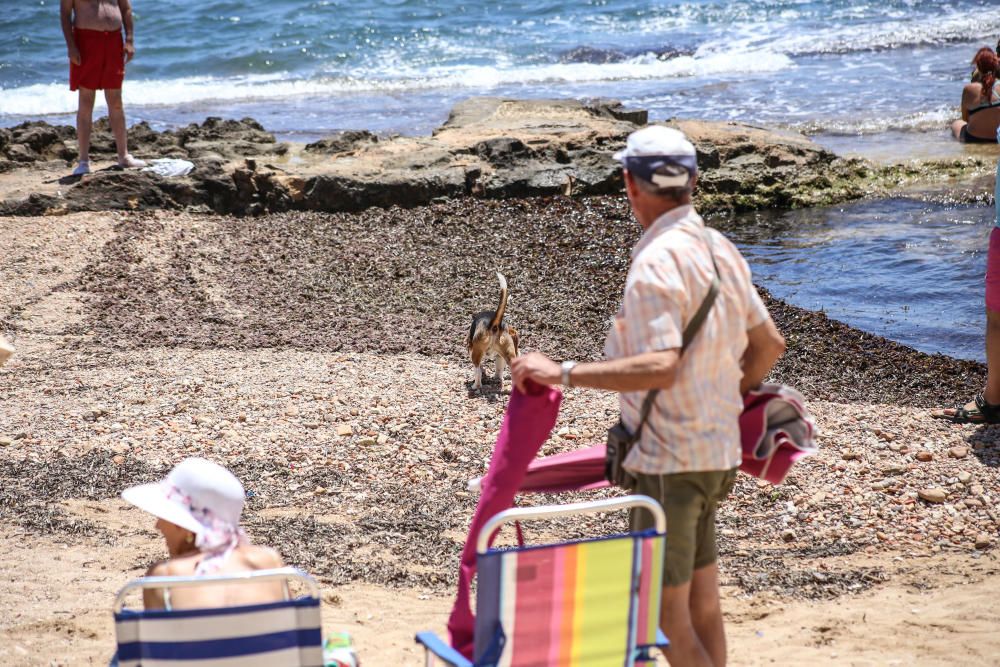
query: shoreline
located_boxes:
[2,97,998,219]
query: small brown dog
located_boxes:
[467,272,519,390]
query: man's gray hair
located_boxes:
[632,163,694,200]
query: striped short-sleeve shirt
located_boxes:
[604,205,771,474]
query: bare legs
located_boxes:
[659,563,726,667]
[104,88,130,163]
[76,87,97,164]
[952,119,967,141]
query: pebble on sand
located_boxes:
[918,488,948,504]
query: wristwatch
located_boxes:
[560,360,577,387]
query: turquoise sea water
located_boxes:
[2,0,1000,142]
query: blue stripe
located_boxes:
[116,628,322,661]
[115,596,319,621]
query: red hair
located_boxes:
[974,47,999,102]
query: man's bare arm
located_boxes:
[118,0,135,61]
[60,0,80,65]
[510,350,679,394]
[740,318,785,395]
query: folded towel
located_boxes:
[739,383,817,485]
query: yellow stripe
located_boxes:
[574,539,634,664]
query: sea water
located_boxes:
[731,198,995,362]
[1,0,998,146]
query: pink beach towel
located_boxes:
[738,383,816,484]
[446,379,563,659]
[517,383,816,492]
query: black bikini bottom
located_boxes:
[960,126,997,143]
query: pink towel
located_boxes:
[738,383,816,484]
[446,379,563,659]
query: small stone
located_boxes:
[336,424,353,437]
[971,485,985,496]
[350,408,359,416]
[958,471,973,484]
[238,412,248,422]
[780,529,796,542]
[0,437,11,447]
[975,534,993,550]
[377,433,389,445]
[918,488,948,504]
[303,422,321,430]
[948,447,969,459]
[876,531,889,541]
[358,437,377,446]
[841,450,861,461]
[915,451,933,462]
[112,454,125,465]
[963,499,984,508]
[882,465,905,476]
[314,486,326,495]
[285,404,300,417]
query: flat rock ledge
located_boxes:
[0,97,960,217]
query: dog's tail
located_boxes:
[489,272,508,331]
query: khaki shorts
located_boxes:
[629,468,738,587]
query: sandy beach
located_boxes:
[0,201,998,665]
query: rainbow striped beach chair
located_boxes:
[112,567,323,666]
[417,495,668,666]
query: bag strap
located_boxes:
[631,227,720,442]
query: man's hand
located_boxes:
[510,352,560,393]
[68,45,81,66]
[124,41,135,64]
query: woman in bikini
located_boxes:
[952,47,1000,143]
[121,458,286,610]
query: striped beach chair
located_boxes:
[417,495,668,666]
[112,567,323,667]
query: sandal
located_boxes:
[931,392,1000,424]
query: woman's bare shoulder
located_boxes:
[146,554,200,577]
[239,544,285,570]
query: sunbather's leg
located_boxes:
[660,582,714,667]
[690,563,726,667]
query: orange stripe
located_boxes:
[557,544,577,664]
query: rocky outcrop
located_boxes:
[0,116,287,167]
[0,97,948,217]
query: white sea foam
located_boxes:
[0,50,793,118]
[791,105,958,136]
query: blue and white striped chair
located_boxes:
[112,567,323,667]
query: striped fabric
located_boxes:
[474,532,665,666]
[604,204,772,475]
[114,597,323,667]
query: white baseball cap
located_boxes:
[613,126,698,188]
[122,458,245,535]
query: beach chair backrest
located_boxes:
[473,496,667,667]
[113,567,323,667]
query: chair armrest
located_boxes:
[414,632,473,667]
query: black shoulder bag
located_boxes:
[605,229,720,490]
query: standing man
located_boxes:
[61,0,146,175]
[511,126,785,667]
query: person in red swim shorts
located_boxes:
[60,0,146,175]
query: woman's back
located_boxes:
[143,543,287,610]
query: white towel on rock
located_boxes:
[141,158,195,178]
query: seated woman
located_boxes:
[952,47,1000,143]
[121,457,286,610]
